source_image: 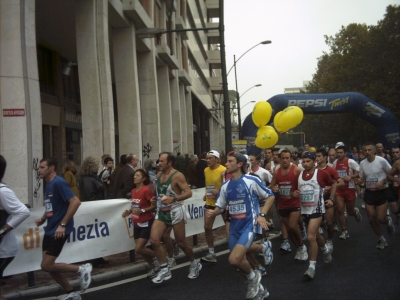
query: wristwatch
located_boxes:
[259,212,266,218]
[141,209,146,214]
[0,227,8,236]
[328,197,335,201]
[60,223,66,228]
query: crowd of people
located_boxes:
[0,141,399,299]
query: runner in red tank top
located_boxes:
[270,150,308,261]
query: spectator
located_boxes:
[79,156,107,201]
[0,155,30,300]
[62,159,79,197]
[99,157,114,197]
[114,154,138,198]
[110,154,127,198]
[188,155,198,188]
[196,152,207,188]
[143,159,157,193]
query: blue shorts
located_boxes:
[229,229,256,251]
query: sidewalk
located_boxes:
[2,227,228,299]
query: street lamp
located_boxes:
[240,100,256,111]
[285,131,306,146]
[237,84,262,138]
[231,41,272,138]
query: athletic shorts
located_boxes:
[204,205,216,210]
[388,189,398,203]
[0,257,15,277]
[229,229,256,251]
[302,213,324,226]
[155,206,186,227]
[335,188,356,202]
[133,218,154,240]
[279,207,300,218]
[42,234,69,257]
[363,189,389,206]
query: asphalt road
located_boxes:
[33,207,400,300]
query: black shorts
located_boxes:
[42,234,69,257]
[388,189,398,203]
[204,205,216,210]
[302,213,324,226]
[0,257,15,277]
[364,189,389,206]
[279,207,300,218]
[133,218,154,240]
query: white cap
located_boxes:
[335,142,345,149]
[207,150,220,158]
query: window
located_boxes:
[37,46,55,95]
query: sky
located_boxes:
[224,0,400,122]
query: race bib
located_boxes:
[279,185,291,197]
[337,170,347,178]
[300,190,314,207]
[206,185,216,199]
[229,201,246,219]
[366,178,378,190]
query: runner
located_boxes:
[201,150,226,263]
[292,152,337,279]
[333,143,362,239]
[358,142,394,249]
[388,151,400,224]
[316,149,345,249]
[150,152,201,283]
[207,151,274,299]
[269,149,307,261]
[327,148,336,167]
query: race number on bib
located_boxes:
[279,186,291,197]
[366,178,378,190]
[229,201,246,219]
[337,170,347,178]
[206,185,216,199]
[300,190,314,207]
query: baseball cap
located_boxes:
[335,142,345,149]
[207,150,220,158]
[228,151,248,174]
[303,151,317,160]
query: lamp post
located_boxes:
[240,100,256,112]
[231,41,271,139]
[285,131,306,146]
[236,85,260,133]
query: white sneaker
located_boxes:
[78,263,92,293]
[339,230,349,240]
[294,246,308,261]
[387,216,395,236]
[58,291,81,300]
[376,237,388,249]
[167,257,176,268]
[262,239,273,266]
[152,267,172,283]
[188,261,202,279]
[254,284,269,300]
[323,246,333,263]
[246,270,262,299]
[201,253,217,263]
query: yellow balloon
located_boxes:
[255,126,279,148]
[252,101,272,128]
[278,106,304,129]
[273,111,291,133]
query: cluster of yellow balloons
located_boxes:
[251,101,303,149]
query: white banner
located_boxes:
[4,190,224,276]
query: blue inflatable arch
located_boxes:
[242,92,400,151]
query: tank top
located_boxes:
[156,170,182,210]
[334,158,353,189]
[276,164,300,209]
[298,169,324,215]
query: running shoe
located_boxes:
[354,207,362,222]
[167,257,176,268]
[326,239,333,250]
[301,225,307,241]
[333,223,339,232]
[254,285,269,300]
[294,248,308,261]
[58,291,81,300]
[262,240,273,266]
[387,216,395,236]
[147,267,158,279]
[339,230,349,240]
[376,238,388,249]
[246,270,261,299]
[153,258,160,271]
[280,240,291,252]
[303,267,315,279]
[323,246,333,263]
[173,241,180,256]
[78,263,92,293]
[152,267,171,283]
[319,227,324,234]
[188,261,202,279]
[386,208,390,216]
[361,203,365,209]
[201,253,217,263]
[255,265,267,277]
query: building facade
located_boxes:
[0,0,225,206]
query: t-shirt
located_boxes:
[359,156,392,190]
[130,185,154,225]
[249,166,272,186]
[0,184,30,258]
[44,176,75,237]
[204,165,226,206]
[216,174,274,234]
[332,158,359,189]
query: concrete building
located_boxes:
[0,0,225,206]
[284,80,310,94]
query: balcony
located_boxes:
[207,22,220,44]
[157,44,180,70]
[123,0,152,29]
[175,16,188,40]
[207,50,221,70]
[206,0,220,18]
[207,77,223,94]
[178,70,192,86]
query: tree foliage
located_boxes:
[303,5,400,147]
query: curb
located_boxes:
[4,238,228,299]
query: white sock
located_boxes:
[190,260,198,267]
[247,271,256,280]
[309,261,316,270]
[259,284,265,292]
[209,248,215,255]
